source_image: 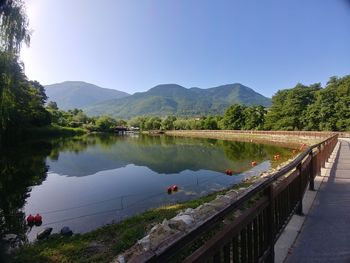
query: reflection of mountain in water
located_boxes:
[46,135,292,177]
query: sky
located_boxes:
[21,0,350,97]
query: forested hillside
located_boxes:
[84,83,271,118]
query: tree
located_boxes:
[95,116,117,132]
[243,106,266,130]
[0,0,31,54]
[162,116,177,130]
[47,101,58,111]
[202,116,219,130]
[221,104,246,130]
[265,84,320,130]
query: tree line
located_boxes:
[113,76,349,132]
[0,0,51,144]
[0,0,349,145]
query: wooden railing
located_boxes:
[139,134,338,263]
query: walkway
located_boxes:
[287,138,350,262]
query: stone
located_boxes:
[60,226,73,236]
[3,234,17,242]
[168,214,195,231]
[147,223,179,250]
[37,227,53,240]
[193,203,217,221]
[137,235,150,251]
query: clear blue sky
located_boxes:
[21,0,350,97]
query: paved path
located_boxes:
[287,138,350,263]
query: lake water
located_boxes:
[0,134,296,242]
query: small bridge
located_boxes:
[132,134,339,262]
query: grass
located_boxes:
[24,125,88,139]
[8,180,254,263]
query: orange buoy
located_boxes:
[171,185,178,192]
[26,214,35,224]
[251,161,257,167]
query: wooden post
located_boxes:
[296,164,304,216]
[309,151,315,191]
[266,185,275,262]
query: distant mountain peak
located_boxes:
[84,83,271,118]
[45,81,130,110]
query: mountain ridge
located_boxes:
[84,83,271,118]
[44,81,130,110]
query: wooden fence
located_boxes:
[138,134,338,263]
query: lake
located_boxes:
[0,134,296,242]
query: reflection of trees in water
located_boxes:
[222,141,265,161]
[45,134,294,175]
[221,140,292,162]
[0,142,50,243]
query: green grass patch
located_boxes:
[24,125,88,139]
[8,180,255,263]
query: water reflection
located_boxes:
[0,134,295,243]
[0,141,50,248]
[46,134,292,176]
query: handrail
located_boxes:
[140,134,338,262]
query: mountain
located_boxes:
[84,83,271,118]
[44,81,130,110]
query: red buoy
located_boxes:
[171,185,178,192]
[26,214,35,224]
[34,214,42,223]
[225,169,233,175]
[251,161,257,167]
[167,187,172,194]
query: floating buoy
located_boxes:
[26,214,35,225]
[167,187,172,194]
[251,161,257,167]
[225,169,233,175]
[34,214,42,226]
[171,185,178,192]
[34,214,42,223]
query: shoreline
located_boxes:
[5,131,327,263]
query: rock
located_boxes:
[147,223,179,250]
[3,234,17,242]
[60,226,73,236]
[137,235,151,251]
[179,208,195,216]
[37,227,53,240]
[115,255,125,263]
[193,204,217,221]
[168,214,195,231]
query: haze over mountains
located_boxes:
[45,81,271,118]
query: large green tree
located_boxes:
[265,84,321,130]
[0,0,30,53]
